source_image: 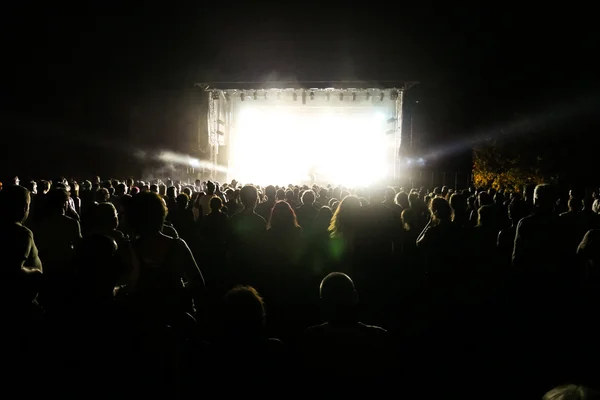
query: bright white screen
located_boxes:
[229,106,390,186]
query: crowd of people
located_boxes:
[1,175,600,398]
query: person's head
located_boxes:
[149,184,158,194]
[477,205,494,227]
[268,200,299,230]
[568,197,583,212]
[449,193,467,217]
[239,185,259,210]
[315,206,333,231]
[166,186,177,198]
[408,192,420,209]
[524,183,536,204]
[275,188,285,201]
[129,192,167,235]
[95,188,110,203]
[46,188,70,215]
[384,187,396,202]
[206,181,215,194]
[319,272,358,321]
[209,196,222,213]
[430,197,452,222]
[0,185,30,223]
[222,285,266,337]
[401,208,418,231]
[93,202,119,232]
[478,191,493,206]
[534,184,554,211]
[395,191,410,209]
[176,193,190,209]
[508,199,528,224]
[285,190,294,202]
[329,195,362,238]
[301,189,315,206]
[543,384,598,400]
[24,180,37,195]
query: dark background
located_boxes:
[2,4,598,182]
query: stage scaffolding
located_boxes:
[195,81,417,183]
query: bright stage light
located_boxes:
[229,105,391,186]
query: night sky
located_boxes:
[2,5,598,180]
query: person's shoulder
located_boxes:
[357,322,388,335]
[253,212,266,223]
[63,214,79,225]
[13,223,34,240]
[304,322,329,336]
[230,212,243,223]
[517,214,535,227]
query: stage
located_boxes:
[196,81,416,187]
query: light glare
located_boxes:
[230,106,390,186]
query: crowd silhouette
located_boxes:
[1,176,600,398]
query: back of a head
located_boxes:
[46,188,69,214]
[0,185,30,223]
[449,193,466,213]
[329,195,362,237]
[395,191,409,209]
[130,192,167,235]
[401,208,418,230]
[408,192,420,208]
[222,286,265,337]
[478,191,493,206]
[385,187,396,201]
[430,197,452,221]
[93,202,118,231]
[302,189,315,205]
[568,197,583,212]
[265,185,276,199]
[534,184,554,210]
[206,181,215,193]
[239,185,258,209]
[268,200,298,230]
[320,272,358,311]
[543,385,598,400]
[209,195,222,212]
[96,188,110,203]
[176,193,189,208]
[276,188,285,201]
[509,199,528,222]
[477,205,494,226]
